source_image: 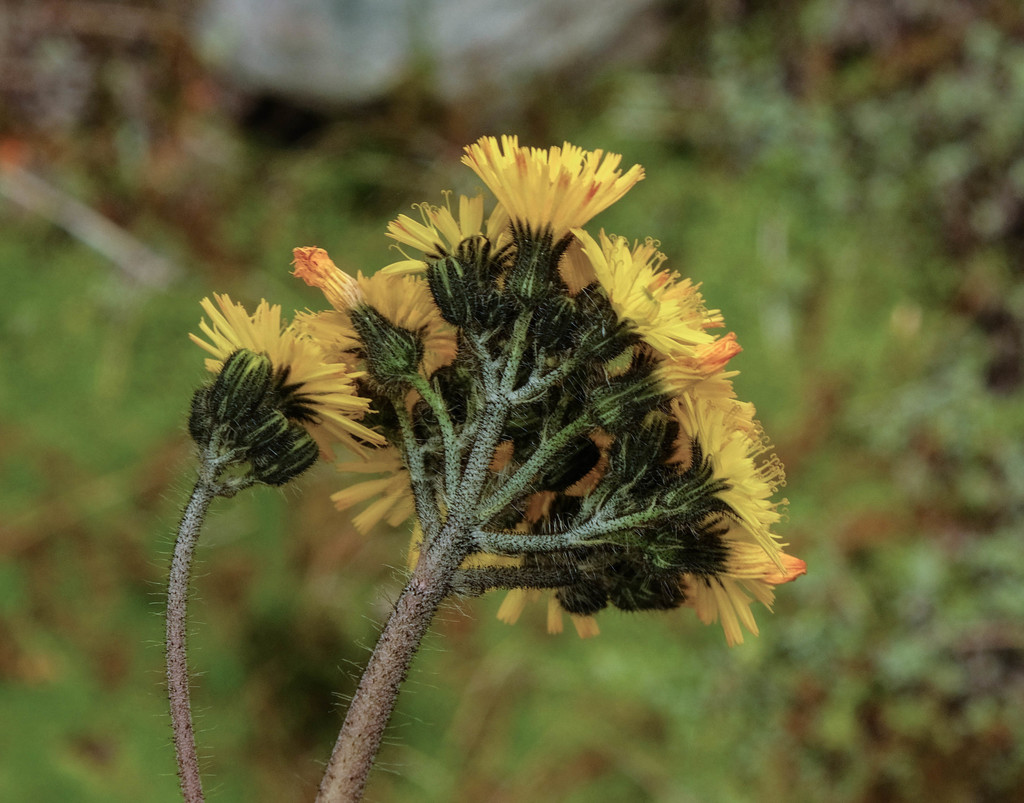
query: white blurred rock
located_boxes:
[194,0,659,105]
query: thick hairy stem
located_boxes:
[166,478,218,803]
[315,523,463,803]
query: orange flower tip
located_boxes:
[697,332,742,372]
[291,246,362,309]
[767,555,807,585]
[291,246,331,280]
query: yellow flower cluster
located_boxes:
[191,135,803,646]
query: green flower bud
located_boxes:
[188,384,215,447]
[607,416,670,482]
[349,305,422,393]
[455,237,515,331]
[533,295,578,352]
[556,581,609,617]
[505,226,569,304]
[607,558,685,611]
[242,406,292,454]
[210,349,274,423]
[427,255,473,327]
[575,290,637,361]
[251,423,320,486]
[589,370,664,432]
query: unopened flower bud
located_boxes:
[251,423,320,486]
[349,305,422,393]
[243,406,292,453]
[210,349,274,423]
[608,559,685,611]
[556,581,609,617]
[188,384,215,447]
[505,227,567,303]
[575,291,636,361]
[427,255,473,327]
[533,295,577,352]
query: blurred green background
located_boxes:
[2,2,1024,801]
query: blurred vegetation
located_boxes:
[2,1,1023,801]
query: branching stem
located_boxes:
[476,415,591,521]
[470,528,590,554]
[316,310,541,802]
[410,375,461,497]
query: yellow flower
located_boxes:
[684,543,806,646]
[291,309,361,371]
[382,193,511,274]
[359,272,458,377]
[461,135,644,239]
[331,448,416,534]
[670,395,786,561]
[576,230,723,360]
[292,246,458,377]
[189,293,384,456]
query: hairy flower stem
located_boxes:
[167,441,252,803]
[315,517,467,803]
[317,317,533,802]
[166,477,217,803]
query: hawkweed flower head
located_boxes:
[683,540,806,646]
[189,294,383,478]
[293,246,458,386]
[461,134,645,240]
[574,229,725,360]
[383,192,511,275]
[193,135,803,647]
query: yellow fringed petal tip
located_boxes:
[576,229,723,360]
[189,293,385,455]
[462,135,644,239]
[383,192,511,273]
[656,335,742,396]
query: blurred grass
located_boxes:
[3,3,1024,801]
